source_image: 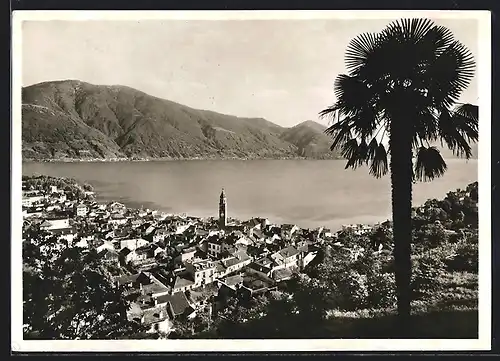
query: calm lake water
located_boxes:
[22,159,478,231]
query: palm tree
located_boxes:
[320,18,478,331]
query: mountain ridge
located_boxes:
[21,80,477,161]
[21,80,341,161]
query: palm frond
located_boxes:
[413,108,439,145]
[419,25,455,53]
[438,106,477,158]
[426,40,475,108]
[367,138,378,159]
[345,32,381,75]
[324,117,353,151]
[342,138,371,170]
[414,146,448,182]
[452,104,479,143]
[318,103,339,120]
[369,143,389,178]
[454,103,478,123]
[332,75,377,116]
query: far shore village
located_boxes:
[22,179,378,335]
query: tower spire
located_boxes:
[219,187,227,230]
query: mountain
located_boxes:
[21,80,342,161]
[279,120,339,159]
[21,80,477,162]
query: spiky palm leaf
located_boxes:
[319,18,477,325]
[414,146,448,181]
[321,17,477,178]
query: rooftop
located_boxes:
[168,292,192,316]
[278,246,300,259]
[173,275,195,290]
[141,306,169,325]
[225,274,244,287]
[116,273,140,286]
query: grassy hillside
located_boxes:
[22,80,341,161]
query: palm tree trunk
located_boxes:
[389,121,414,337]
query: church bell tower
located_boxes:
[219,188,227,230]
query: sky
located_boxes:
[21,17,479,128]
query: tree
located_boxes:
[23,237,146,339]
[320,18,477,332]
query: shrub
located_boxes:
[411,255,446,299]
[366,272,396,308]
[447,240,478,273]
[337,270,369,310]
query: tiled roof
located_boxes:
[214,261,226,273]
[173,275,194,289]
[155,293,173,305]
[225,274,244,286]
[278,246,299,259]
[272,267,293,281]
[223,257,240,268]
[116,273,140,286]
[99,248,119,257]
[168,292,191,316]
[120,247,132,256]
[142,306,169,325]
[142,280,170,296]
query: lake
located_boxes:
[22,159,478,231]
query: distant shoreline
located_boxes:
[22,156,476,163]
[22,156,344,163]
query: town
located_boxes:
[22,175,379,337]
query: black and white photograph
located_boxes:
[11,10,491,352]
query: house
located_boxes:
[166,292,194,320]
[176,246,197,264]
[235,234,253,247]
[90,237,109,251]
[239,269,275,297]
[132,243,164,263]
[117,271,172,299]
[23,208,43,219]
[108,214,128,226]
[73,237,90,249]
[185,259,217,288]
[207,237,223,258]
[281,224,299,239]
[301,249,318,269]
[22,194,45,207]
[275,246,300,267]
[174,223,193,235]
[134,306,172,333]
[172,274,196,294]
[40,218,70,231]
[248,257,274,278]
[116,273,141,289]
[116,238,149,251]
[153,228,169,243]
[271,267,295,282]
[47,227,76,243]
[219,251,252,276]
[75,203,88,217]
[107,202,127,215]
[119,248,137,264]
[217,274,244,291]
[98,248,120,264]
[129,219,143,229]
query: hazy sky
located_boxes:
[22,18,479,127]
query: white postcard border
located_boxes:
[11,9,492,352]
